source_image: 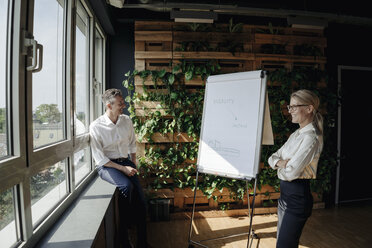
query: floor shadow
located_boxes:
[148,215,278,248]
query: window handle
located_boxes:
[33,44,43,73]
[24,37,37,71]
[93,78,102,95]
[23,30,43,72]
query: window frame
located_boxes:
[0,0,28,192]
[93,23,106,120]
[0,0,107,246]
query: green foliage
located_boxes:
[175,41,212,52]
[0,164,66,230]
[179,60,221,81]
[30,165,66,205]
[256,22,282,34]
[263,67,338,195]
[228,18,243,33]
[294,44,323,57]
[123,22,336,204]
[185,23,212,32]
[124,65,337,202]
[0,108,6,133]
[260,44,287,54]
[34,104,62,123]
[0,188,14,230]
[217,40,244,55]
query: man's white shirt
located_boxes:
[90,113,137,167]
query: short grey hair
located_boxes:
[101,88,122,106]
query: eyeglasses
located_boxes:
[287,104,308,111]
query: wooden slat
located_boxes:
[173,51,255,60]
[256,54,327,63]
[145,60,172,71]
[135,41,145,51]
[255,33,327,47]
[135,31,173,41]
[256,184,277,193]
[135,21,172,31]
[135,86,168,95]
[137,132,195,143]
[183,76,205,86]
[135,51,172,59]
[135,108,170,117]
[135,101,163,109]
[133,20,327,213]
[173,31,251,42]
[260,192,280,200]
[135,59,145,71]
[184,196,209,205]
[135,75,205,86]
[136,142,145,157]
[147,188,174,198]
[146,41,172,51]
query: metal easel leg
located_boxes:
[247,176,259,248]
[188,170,208,248]
[188,174,260,248]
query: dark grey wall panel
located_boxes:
[107,23,134,115]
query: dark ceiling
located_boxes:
[90,0,372,35]
[115,0,372,19]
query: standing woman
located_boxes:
[268,89,324,248]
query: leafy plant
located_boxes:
[217,40,244,55]
[123,22,336,206]
[260,44,287,54]
[186,23,211,32]
[294,44,323,57]
[256,22,282,34]
[263,67,338,197]
[228,18,243,33]
[176,59,221,81]
[175,41,212,52]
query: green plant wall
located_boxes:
[124,21,337,204]
[123,63,338,202]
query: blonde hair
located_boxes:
[291,89,323,135]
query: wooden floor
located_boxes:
[146,201,372,248]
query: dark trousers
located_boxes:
[97,158,147,248]
[276,179,313,248]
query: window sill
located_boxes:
[36,174,116,247]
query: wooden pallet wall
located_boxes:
[134,21,327,213]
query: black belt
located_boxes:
[111,157,129,163]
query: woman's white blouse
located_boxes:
[89,114,137,167]
[268,123,323,181]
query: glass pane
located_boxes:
[0,0,9,158]
[94,29,104,119]
[32,0,65,148]
[74,147,91,185]
[75,2,90,135]
[30,160,67,227]
[0,188,18,247]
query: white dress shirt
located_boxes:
[268,123,323,181]
[89,113,137,167]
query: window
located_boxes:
[94,28,104,118]
[0,0,9,158]
[32,0,66,148]
[0,188,18,247]
[30,160,67,227]
[0,0,106,246]
[74,147,91,185]
[75,1,90,135]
